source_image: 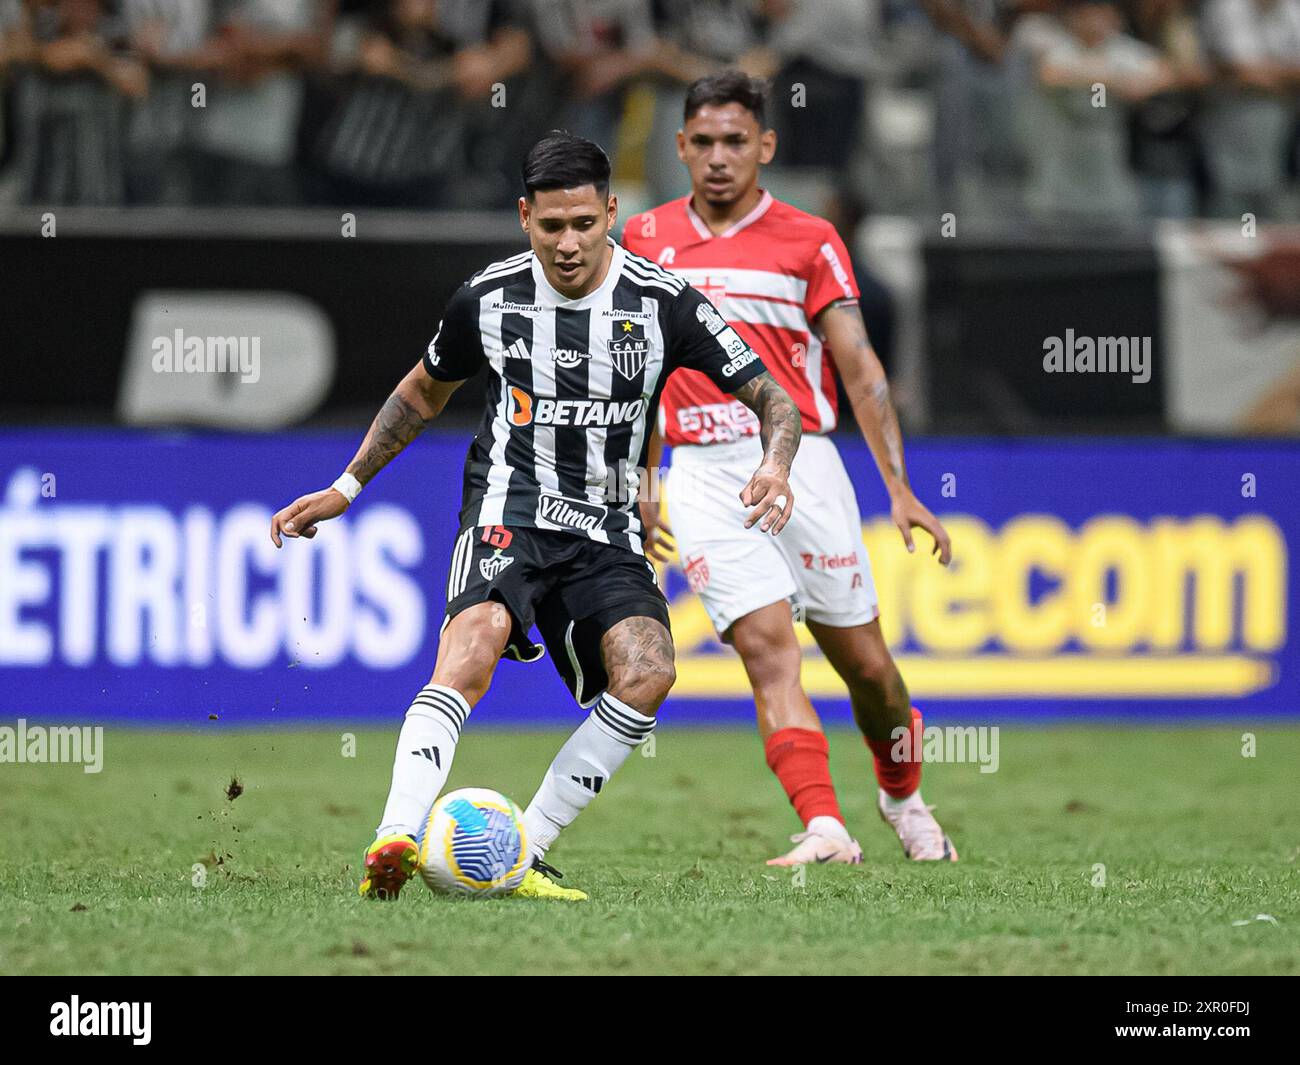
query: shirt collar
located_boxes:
[531,239,625,308]
[685,189,774,240]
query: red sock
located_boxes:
[865,707,923,799]
[764,727,843,827]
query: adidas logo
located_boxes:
[503,338,530,360]
[570,774,604,793]
[412,746,441,767]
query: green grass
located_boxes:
[1,726,1297,975]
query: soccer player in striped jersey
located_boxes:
[270,132,802,900]
[624,72,958,864]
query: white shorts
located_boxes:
[667,433,879,635]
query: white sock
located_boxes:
[807,814,852,842]
[879,787,925,813]
[523,693,655,861]
[375,684,470,839]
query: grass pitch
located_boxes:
[1,725,1296,975]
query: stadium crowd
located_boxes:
[0,0,1297,224]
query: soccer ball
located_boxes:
[419,787,531,897]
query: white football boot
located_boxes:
[766,829,864,867]
[877,792,958,861]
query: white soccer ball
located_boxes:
[419,787,531,897]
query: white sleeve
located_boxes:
[1107,36,1165,77]
[1201,0,1259,64]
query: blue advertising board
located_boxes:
[0,430,1294,725]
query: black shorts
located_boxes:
[442,525,671,707]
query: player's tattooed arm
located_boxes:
[271,362,461,547]
[815,299,952,564]
[345,363,460,486]
[731,370,800,534]
[733,371,801,474]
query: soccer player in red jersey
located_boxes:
[624,71,958,863]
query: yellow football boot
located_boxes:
[512,859,588,902]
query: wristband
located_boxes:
[331,472,363,504]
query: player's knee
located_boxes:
[841,651,896,701]
[742,650,801,700]
[430,619,504,704]
[732,622,801,692]
[429,660,493,705]
[602,616,676,711]
[609,656,676,712]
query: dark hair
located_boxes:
[521,132,611,199]
[683,70,769,128]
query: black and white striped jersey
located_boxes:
[422,239,768,554]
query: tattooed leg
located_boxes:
[600,615,677,715]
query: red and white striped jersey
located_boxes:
[622,191,859,446]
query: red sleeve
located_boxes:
[803,226,860,323]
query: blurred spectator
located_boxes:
[1127,0,1208,219]
[923,0,1026,221]
[306,0,528,208]
[443,0,534,209]
[187,0,330,206]
[1006,1,1074,70]
[761,0,883,171]
[122,0,215,205]
[0,0,1297,220]
[1023,0,1174,224]
[14,0,148,206]
[640,0,763,204]
[0,0,29,189]
[1004,0,1069,200]
[525,0,656,164]
[922,0,1011,65]
[1199,0,1300,219]
[653,0,760,72]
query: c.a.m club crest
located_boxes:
[610,318,649,380]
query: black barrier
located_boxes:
[0,209,522,426]
[1,209,1168,432]
[923,232,1165,432]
